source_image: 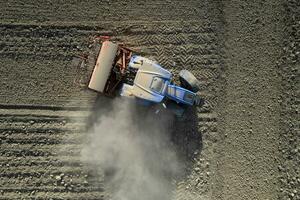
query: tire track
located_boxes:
[0,0,212,22]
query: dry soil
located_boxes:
[0,0,299,200]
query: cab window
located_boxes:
[150,77,165,94]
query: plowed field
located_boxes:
[0,1,298,200]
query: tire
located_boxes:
[179,70,200,93]
[194,95,205,106]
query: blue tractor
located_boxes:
[88,41,203,116]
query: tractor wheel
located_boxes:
[179,70,200,93]
[194,95,205,106]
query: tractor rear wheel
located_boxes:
[179,70,200,93]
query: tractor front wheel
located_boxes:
[179,70,200,93]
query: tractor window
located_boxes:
[150,77,165,94]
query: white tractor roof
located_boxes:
[131,60,172,103]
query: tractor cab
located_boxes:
[121,56,199,106]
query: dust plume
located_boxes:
[81,98,182,200]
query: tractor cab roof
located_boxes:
[131,61,172,103]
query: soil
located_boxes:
[0,0,299,200]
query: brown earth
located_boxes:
[0,0,299,200]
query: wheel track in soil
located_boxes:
[0,0,214,23]
[0,108,104,200]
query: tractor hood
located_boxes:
[131,61,172,103]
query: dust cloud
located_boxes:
[81,98,182,200]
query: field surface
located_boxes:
[0,1,299,200]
